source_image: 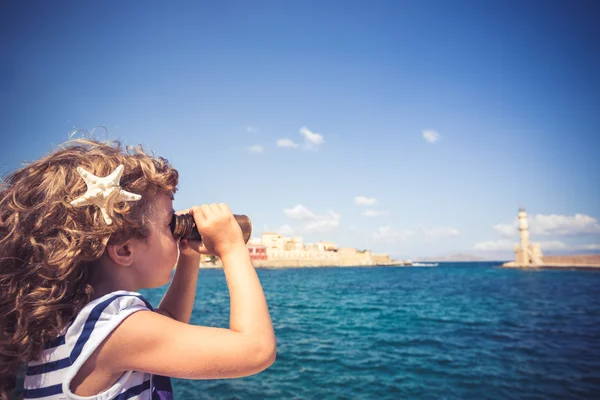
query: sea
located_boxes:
[140,262,600,399]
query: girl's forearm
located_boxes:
[220,246,275,344]
[157,254,201,323]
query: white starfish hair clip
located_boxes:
[70,164,142,225]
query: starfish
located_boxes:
[70,164,142,225]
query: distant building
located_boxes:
[248,237,262,246]
[317,241,338,251]
[371,253,391,265]
[247,244,268,261]
[337,247,358,257]
[284,237,303,251]
[262,232,284,250]
[252,232,393,264]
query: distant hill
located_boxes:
[415,253,489,262]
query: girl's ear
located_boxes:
[105,241,135,267]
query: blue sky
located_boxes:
[1,0,599,260]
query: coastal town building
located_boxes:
[200,230,408,268]
[317,241,337,251]
[236,233,404,267]
[248,237,262,246]
[261,232,285,249]
[284,237,303,251]
[247,244,267,261]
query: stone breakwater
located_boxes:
[254,258,409,268]
[199,249,410,269]
[200,258,410,269]
[503,254,600,269]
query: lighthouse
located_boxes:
[518,208,530,264]
[514,208,543,266]
[503,209,600,269]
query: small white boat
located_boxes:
[411,262,439,267]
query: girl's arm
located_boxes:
[97,204,276,379]
[156,252,200,323]
[98,244,275,379]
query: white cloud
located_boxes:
[276,138,300,148]
[278,224,295,236]
[422,130,441,144]
[422,226,459,239]
[276,127,325,150]
[284,204,317,220]
[355,196,377,206]
[493,223,517,237]
[283,204,340,234]
[474,239,514,252]
[363,210,389,217]
[494,213,600,237]
[246,126,259,133]
[372,227,414,244]
[248,145,263,153]
[304,213,340,233]
[300,126,324,147]
[533,214,600,236]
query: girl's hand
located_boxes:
[175,209,205,257]
[190,203,245,258]
[178,238,205,257]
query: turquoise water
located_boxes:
[141,262,600,399]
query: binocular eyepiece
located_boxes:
[170,213,252,244]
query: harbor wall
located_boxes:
[502,254,600,269]
[199,252,410,268]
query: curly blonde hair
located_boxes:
[0,139,178,399]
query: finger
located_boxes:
[193,241,208,254]
[191,205,207,222]
[180,238,206,253]
[208,203,221,216]
[218,202,231,214]
[200,203,215,218]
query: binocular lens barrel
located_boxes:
[170,213,252,244]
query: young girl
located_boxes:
[0,139,276,400]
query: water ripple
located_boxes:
[141,263,600,399]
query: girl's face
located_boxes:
[134,193,179,288]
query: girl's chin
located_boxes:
[162,271,174,285]
[146,267,175,288]
[158,276,172,287]
[148,275,172,289]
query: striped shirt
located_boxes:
[24,291,173,400]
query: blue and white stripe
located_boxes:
[24,291,173,400]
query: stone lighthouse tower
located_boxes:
[514,207,543,266]
[518,208,530,263]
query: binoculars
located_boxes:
[170,213,252,244]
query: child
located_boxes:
[0,139,276,400]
